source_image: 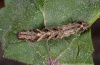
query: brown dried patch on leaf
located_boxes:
[17,22,89,42]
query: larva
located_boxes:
[17,22,89,42]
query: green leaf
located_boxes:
[43,0,100,27]
[0,0,100,65]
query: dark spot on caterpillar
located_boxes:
[17,21,89,42]
[77,22,82,24]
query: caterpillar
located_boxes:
[17,22,89,42]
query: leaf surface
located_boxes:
[0,0,100,64]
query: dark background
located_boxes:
[0,0,100,65]
[91,18,100,65]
